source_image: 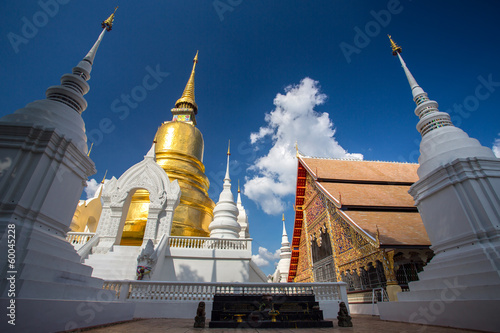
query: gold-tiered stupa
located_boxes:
[121,52,214,244]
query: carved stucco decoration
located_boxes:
[94,146,181,253]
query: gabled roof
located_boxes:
[301,157,419,183]
[296,156,429,247]
[317,182,415,208]
[342,211,430,246]
[289,157,431,282]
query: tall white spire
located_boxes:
[236,180,250,239]
[273,214,291,283]
[388,35,495,178]
[83,7,117,65]
[395,53,425,99]
[208,141,241,238]
[388,37,500,330]
[0,9,117,154]
[281,214,290,248]
[46,12,116,114]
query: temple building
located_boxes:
[288,154,433,301]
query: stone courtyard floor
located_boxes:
[80,315,483,332]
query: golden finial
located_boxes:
[227,140,231,156]
[238,179,240,193]
[388,34,402,56]
[101,170,108,184]
[87,142,94,156]
[175,51,199,113]
[102,6,118,31]
[282,213,285,222]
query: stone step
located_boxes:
[84,245,141,280]
[18,263,103,289]
[22,248,94,277]
[398,284,500,302]
[408,271,500,292]
[17,279,112,301]
[111,245,142,254]
[27,232,82,262]
[418,259,500,280]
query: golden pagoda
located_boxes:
[121,52,215,244]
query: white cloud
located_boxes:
[84,178,101,199]
[245,77,362,214]
[251,246,280,267]
[493,134,500,158]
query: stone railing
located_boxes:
[102,281,348,304]
[66,232,96,250]
[347,290,373,304]
[169,236,251,251]
[76,233,100,262]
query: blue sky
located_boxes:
[1,1,499,275]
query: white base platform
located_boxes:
[378,299,500,332]
[0,298,135,333]
[349,303,379,315]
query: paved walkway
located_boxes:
[81,315,482,332]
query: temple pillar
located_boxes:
[382,250,402,301]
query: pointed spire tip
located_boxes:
[102,6,118,31]
[101,170,108,184]
[388,34,402,56]
[175,51,198,112]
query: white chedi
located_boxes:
[236,182,250,239]
[272,215,292,283]
[208,143,241,238]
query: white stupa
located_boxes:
[378,36,500,332]
[208,142,241,239]
[236,181,250,239]
[0,9,134,332]
[272,214,292,283]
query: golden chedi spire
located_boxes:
[175,51,198,113]
[145,51,215,237]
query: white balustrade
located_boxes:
[66,232,96,250]
[169,236,251,251]
[102,281,347,303]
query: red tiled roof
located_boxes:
[342,211,430,246]
[300,157,430,247]
[301,158,419,183]
[289,158,430,281]
[318,182,415,207]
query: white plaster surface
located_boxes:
[0,298,135,333]
[378,300,500,332]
